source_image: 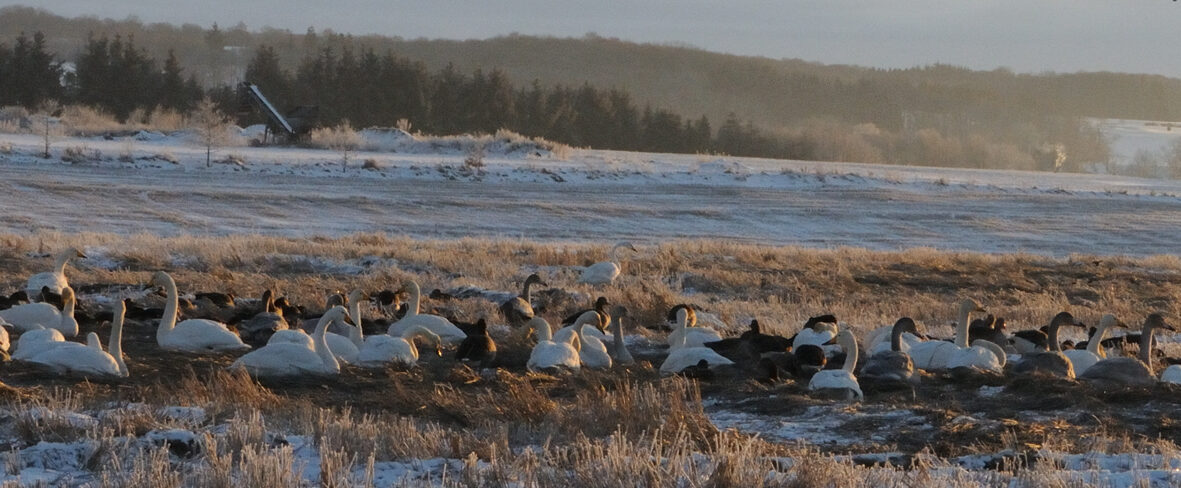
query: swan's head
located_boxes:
[613,241,638,253]
[610,305,628,319]
[1146,313,1175,332]
[148,271,173,289]
[113,298,127,317]
[574,310,602,331]
[958,299,985,316]
[836,329,856,347]
[525,273,547,287]
[1050,311,1083,329]
[1098,314,1125,330]
[325,292,348,309]
[63,247,87,259]
[347,288,369,304]
[397,281,422,296]
[893,317,918,335]
[323,305,355,326]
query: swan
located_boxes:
[25,247,86,300]
[230,306,353,377]
[667,307,722,350]
[860,317,921,386]
[525,317,580,373]
[562,311,611,369]
[150,271,250,353]
[808,329,863,400]
[791,315,840,347]
[0,286,78,337]
[1063,314,1123,376]
[562,296,611,335]
[12,326,66,361]
[455,319,496,368]
[577,241,636,285]
[500,273,545,327]
[909,298,985,371]
[0,320,8,357]
[660,317,734,375]
[1010,312,1081,379]
[1081,313,1172,386]
[358,325,442,368]
[26,298,128,377]
[968,315,1011,351]
[387,281,466,344]
[0,290,30,310]
[608,306,634,365]
[309,289,366,365]
[268,328,314,349]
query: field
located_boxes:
[1,126,1181,486]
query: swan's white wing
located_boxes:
[577,261,620,285]
[268,330,314,349]
[947,345,1002,372]
[659,346,733,374]
[358,335,416,367]
[1063,349,1101,376]
[12,328,66,360]
[527,341,580,372]
[231,343,325,377]
[579,335,611,369]
[325,333,359,363]
[388,315,466,344]
[908,340,956,371]
[793,328,836,347]
[1161,365,1181,384]
[25,272,68,297]
[808,370,863,399]
[163,319,249,352]
[28,342,120,377]
[0,303,61,331]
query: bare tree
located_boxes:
[33,99,62,158]
[310,121,362,172]
[189,97,233,168]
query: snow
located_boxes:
[5,122,1181,256]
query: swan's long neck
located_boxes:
[612,317,625,351]
[313,314,341,374]
[407,283,421,316]
[522,279,535,302]
[53,251,73,274]
[840,333,858,373]
[955,308,972,348]
[62,291,75,321]
[890,323,905,352]
[1138,324,1157,373]
[533,320,553,342]
[405,325,440,348]
[1047,320,1064,353]
[348,300,364,346]
[972,339,1007,367]
[111,306,127,376]
[1086,321,1109,356]
[158,278,179,342]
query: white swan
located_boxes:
[808,329,863,400]
[500,273,545,326]
[526,317,580,372]
[387,281,467,344]
[1081,313,1171,386]
[660,318,734,375]
[26,298,128,377]
[268,329,314,349]
[231,306,352,377]
[667,307,722,350]
[577,241,636,285]
[25,247,86,300]
[0,286,79,337]
[562,311,611,369]
[12,326,66,360]
[1064,314,1122,376]
[609,306,634,365]
[358,325,442,368]
[150,271,250,353]
[909,298,984,371]
[0,320,8,356]
[860,317,921,385]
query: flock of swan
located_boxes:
[2,246,1181,402]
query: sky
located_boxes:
[5,1,1181,77]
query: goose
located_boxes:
[1012,326,1052,354]
[25,247,86,300]
[577,241,637,285]
[150,272,250,353]
[194,292,236,308]
[860,317,921,386]
[525,317,580,373]
[358,325,442,368]
[608,306,634,365]
[26,298,128,377]
[38,287,64,310]
[237,290,289,347]
[808,329,863,400]
[230,306,353,377]
[1081,313,1173,386]
[909,298,985,371]
[562,296,611,335]
[373,289,407,319]
[1010,312,1082,378]
[664,304,697,330]
[1063,314,1123,376]
[387,281,467,344]
[0,286,78,337]
[660,317,734,375]
[500,274,546,327]
[703,320,758,360]
[667,307,722,350]
[455,319,496,368]
[0,290,30,310]
[968,315,1011,351]
[563,311,611,369]
[791,315,840,348]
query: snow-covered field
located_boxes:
[4,125,1181,256]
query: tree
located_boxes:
[189,97,232,167]
[309,121,361,171]
[33,99,62,158]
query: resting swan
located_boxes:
[609,306,634,365]
[231,306,353,377]
[808,329,863,400]
[0,286,78,337]
[358,325,442,368]
[660,317,734,375]
[1063,314,1123,376]
[860,317,921,386]
[526,317,580,373]
[25,247,86,300]
[667,307,722,350]
[791,315,839,347]
[1010,312,1081,379]
[1081,313,1172,386]
[27,299,128,378]
[387,281,466,344]
[151,271,250,353]
[909,298,985,371]
[577,241,636,285]
[562,311,611,369]
[500,273,545,327]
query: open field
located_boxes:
[2,234,1181,486]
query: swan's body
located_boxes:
[230,306,351,377]
[910,299,986,371]
[1160,365,1181,384]
[577,241,636,285]
[860,318,920,385]
[564,311,610,369]
[386,281,466,344]
[12,327,66,360]
[27,299,127,377]
[358,325,441,368]
[1081,314,1171,386]
[1011,312,1082,379]
[808,329,863,400]
[25,247,85,300]
[660,313,734,375]
[609,306,634,365]
[268,329,314,349]
[793,322,838,348]
[500,274,544,327]
[667,307,722,350]
[1063,314,1121,376]
[526,317,580,372]
[0,287,78,337]
[151,272,250,353]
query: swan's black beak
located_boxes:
[76,250,88,259]
[434,346,442,357]
[342,312,356,326]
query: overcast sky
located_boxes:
[6,1,1181,77]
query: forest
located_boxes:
[0,5,1163,171]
